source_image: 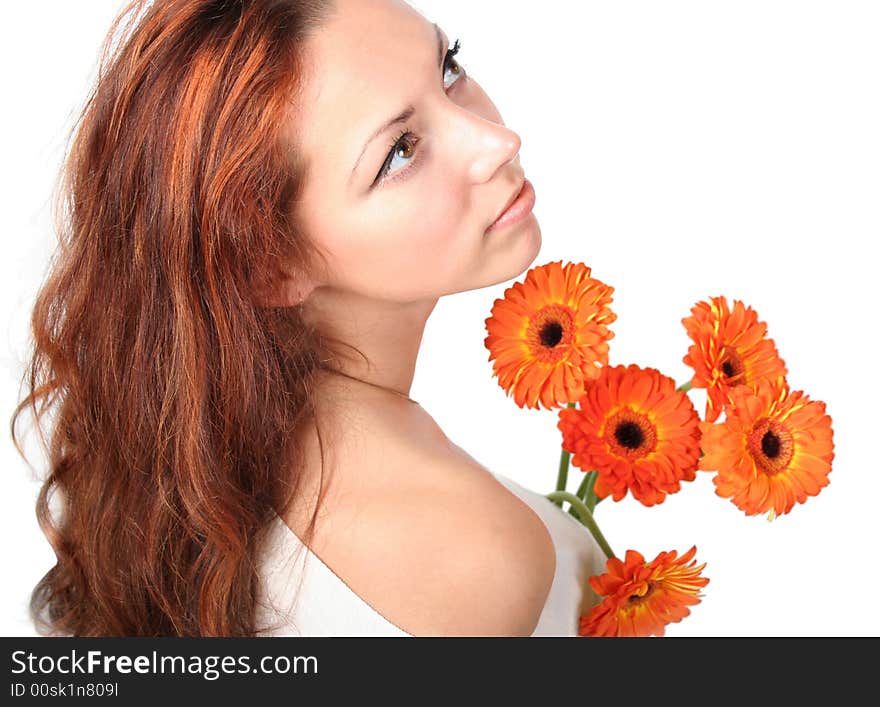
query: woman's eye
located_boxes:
[378,131,419,184]
[374,39,466,185]
[442,39,465,90]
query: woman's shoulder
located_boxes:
[340,452,557,635]
[288,399,556,635]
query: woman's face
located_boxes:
[286,0,541,303]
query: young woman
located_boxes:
[12,0,604,637]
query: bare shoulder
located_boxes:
[335,454,557,637]
[287,396,556,636]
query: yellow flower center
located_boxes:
[605,408,658,459]
[527,305,574,363]
[747,417,794,475]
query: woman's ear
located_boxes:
[253,264,315,308]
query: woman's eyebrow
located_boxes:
[348,23,446,185]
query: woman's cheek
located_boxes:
[377,187,456,251]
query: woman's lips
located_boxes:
[486,179,536,234]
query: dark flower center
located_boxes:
[628,581,655,604]
[615,421,644,449]
[761,430,781,458]
[606,408,658,459]
[527,305,575,364]
[748,418,794,476]
[539,321,564,348]
[719,348,745,385]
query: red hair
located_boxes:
[9,0,340,636]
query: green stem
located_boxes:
[545,491,616,560]
[677,380,693,393]
[553,403,577,508]
[574,473,593,499]
[570,472,597,518]
[553,449,570,509]
[583,472,600,513]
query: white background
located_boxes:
[2,1,878,637]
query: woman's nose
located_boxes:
[459,113,523,184]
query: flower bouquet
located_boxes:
[483,261,835,637]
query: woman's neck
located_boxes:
[301,286,438,397]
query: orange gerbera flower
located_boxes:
[699,377,835,517]
[484,261,616,410]
[558,364,702,506]
[579,547,709,637]
[682,296,788,423]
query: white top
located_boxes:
[255,473,607,636]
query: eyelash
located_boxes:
[374,39,464,187]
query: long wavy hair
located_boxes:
[9,0,343,637]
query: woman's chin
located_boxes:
[480,215,542,288]
[505,215,543,278]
